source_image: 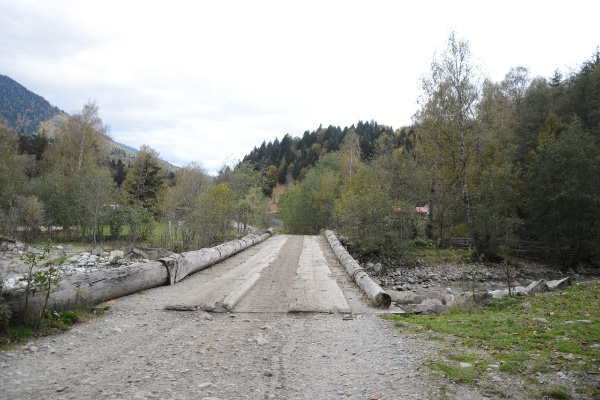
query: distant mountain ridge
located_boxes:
[114,141,139,154]
[0,74,64,133]
[0,74,181,173]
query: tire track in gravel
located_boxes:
[233,235,304,313]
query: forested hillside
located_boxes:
[0,75,64,133]
[241,121,412,196]
[243,35,600,269]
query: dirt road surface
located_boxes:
[0,235,462,399]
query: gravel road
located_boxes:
[0,235,487,399]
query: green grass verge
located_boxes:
[0,307,105,350]
[387,282,600,398]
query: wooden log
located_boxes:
[161,231,273,284]
[3,261,169,317]
[325,230,391,308]
[3,230,274,316]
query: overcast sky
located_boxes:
[1,1,598,174]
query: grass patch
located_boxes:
[0,307,103,350]
[386,282,600,398]
[427,360,480,384]
[541,387,573,399]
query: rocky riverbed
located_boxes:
[0,240,165,291]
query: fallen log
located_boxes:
[3,261,169,317]
[325,230,391,308]
[159,230,273,284]
[3,230,274,317]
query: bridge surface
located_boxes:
[165,235,353,314]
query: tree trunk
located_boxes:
[4,261,169,317]
[325,230,391,308]
[3,230,274,317]
[161,230,273,284]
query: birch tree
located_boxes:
[414,32,481,233]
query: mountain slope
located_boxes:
[1,75,177,173]
[0,74,64,133]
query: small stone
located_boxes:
[197,382,213,389]
[459,362,473,368]
[263,370,273,377]
[256,333,268,345]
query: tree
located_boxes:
[12,195,45,243]
[41,101,108,177]
[236,186,270,232]
[193,183,236,245]
[33,171,76,238]
[477,68,530,167]
[514,78,551,163]
[278,153,341,234]
[471,165,522,259]
[74,165,117,247]
[121,145,166,218]
[371,146,427,241]
[162,162,210,248]
[163,162,210,221]
[216,161,257,200]
[414,32,481,230]
[72,100,109,171]
[335,163,389,241]
[0,122,28,215]
[523,119,600,268]
[339,129,361,179]
[278,183,305,233]
[112,159,127,187]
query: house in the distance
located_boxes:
[268,200,278,213]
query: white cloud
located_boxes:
[1,0,599,172]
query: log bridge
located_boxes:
[3,229,391,316]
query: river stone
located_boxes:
[526,280,548,294]
[547,277,572,290]
[456,292,494,306]
[109,250,124,263]
[513,286,528,296]
[420,298,447,314]
[387,290,424,305]
[401,298,447,315]
[489,289,508,299]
